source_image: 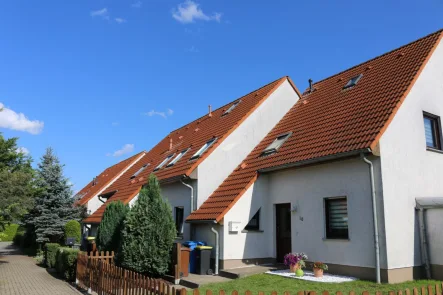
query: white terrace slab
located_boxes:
[265,269,358,283]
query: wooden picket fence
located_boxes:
[76,251,186,295]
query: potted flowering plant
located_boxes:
[284,252,308,272]
[313,261,328,278]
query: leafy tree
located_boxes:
[26,148,81,244]
[64,220,81,244]
[0,133,35,230]
[96,201,129,252]
[119,174,176,277]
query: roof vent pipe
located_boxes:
[308,79,313,93]
[208,105,212,117]
[169,138,173,151]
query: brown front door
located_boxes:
[276,203,292,263]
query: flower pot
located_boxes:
[290,263,300,272]
[313,268,323,278]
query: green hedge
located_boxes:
[55,247,79,281]
[12,231,24,247]
[45,243,61,268]
[64,220,81,244]
[0,224,19,241]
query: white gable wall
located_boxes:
[85,153,146,216]
[378,37,443,270]
[195,80,300,208]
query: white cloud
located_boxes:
[115,18,126,24]
[172,1,222,24]
[144,109,174,119]
[16,147,30,155]
[0,103,44,134]
[131,1,142,8]
[107,144,134,157]
[90,8,110,20]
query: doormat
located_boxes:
[265,269,357,283]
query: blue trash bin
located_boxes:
[183,241,206,273]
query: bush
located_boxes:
[45,243,61,268]
[64,220,81,244]
[96,201,129,252]
[119,174,176,277]
[0,224,19,241]
[55,247,79,281]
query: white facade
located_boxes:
[222,157,387,269]
[195,80,300,208]
[378,38,443,270]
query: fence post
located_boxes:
[88,258,93,295]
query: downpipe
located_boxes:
[211,226,220,275]
[362,154,381,284]
[180,179,194,212]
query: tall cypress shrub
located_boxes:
[96,201,129,252]
[119,174,176,277]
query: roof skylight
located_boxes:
[154,154,174,171]
[222,100,241,116]
[167,148,190,167]
[343,74,363,89]
[261,132,291,156]
[130,164,150,179]
[190,138,217,160]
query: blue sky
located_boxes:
[0,0,442,193]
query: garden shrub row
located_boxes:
[45,243,61,268]
[55,247,79,282]
[0,224,19,241]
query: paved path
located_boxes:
[0,242,83,295]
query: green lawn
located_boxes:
[194,274,441,295]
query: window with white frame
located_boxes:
[244,208,260,231]
[175,207,184,238]
[190,138,217,160]
[167,148,190,167]
[261,132,291,156]
[423,112,442,150]
[222,100,241,116]
[130,164,150,179]
[343,74,363,89]
[325,197,349,239]
[154,154,174,171]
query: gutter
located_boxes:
[361,154,381,284]
[259,148,371,173]
[180,178,194,212]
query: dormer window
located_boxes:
[154,154,174,171]
[261,132,291,156]
[190,138,217,160]
[130,164,150,179]
[343,74,363,89]
[222,100,241,116]
[167,148,190,167]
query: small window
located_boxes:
[343,74,363,89]
[167,148,190,167]
[423,112,442,150]
[190,138,217,160]
[325,197,349,239]
[130,164,149,179]
[154,154,174,171]
[261,132,291,156]
[222,100,241,116]
[244,208,260,231]
[175,207,184,237]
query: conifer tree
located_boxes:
[96,201,129,252]
[119,174,176,277]
[26,148,80,244]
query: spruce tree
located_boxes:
[96,201,129,252]
[26,148,80,244]
[119,174,176,277]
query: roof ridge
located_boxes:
[309,28,443,88]
[168,76,287,134]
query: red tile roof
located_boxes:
[187,29,443,222]
[83,76,294,223]
[76,152,145,206]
